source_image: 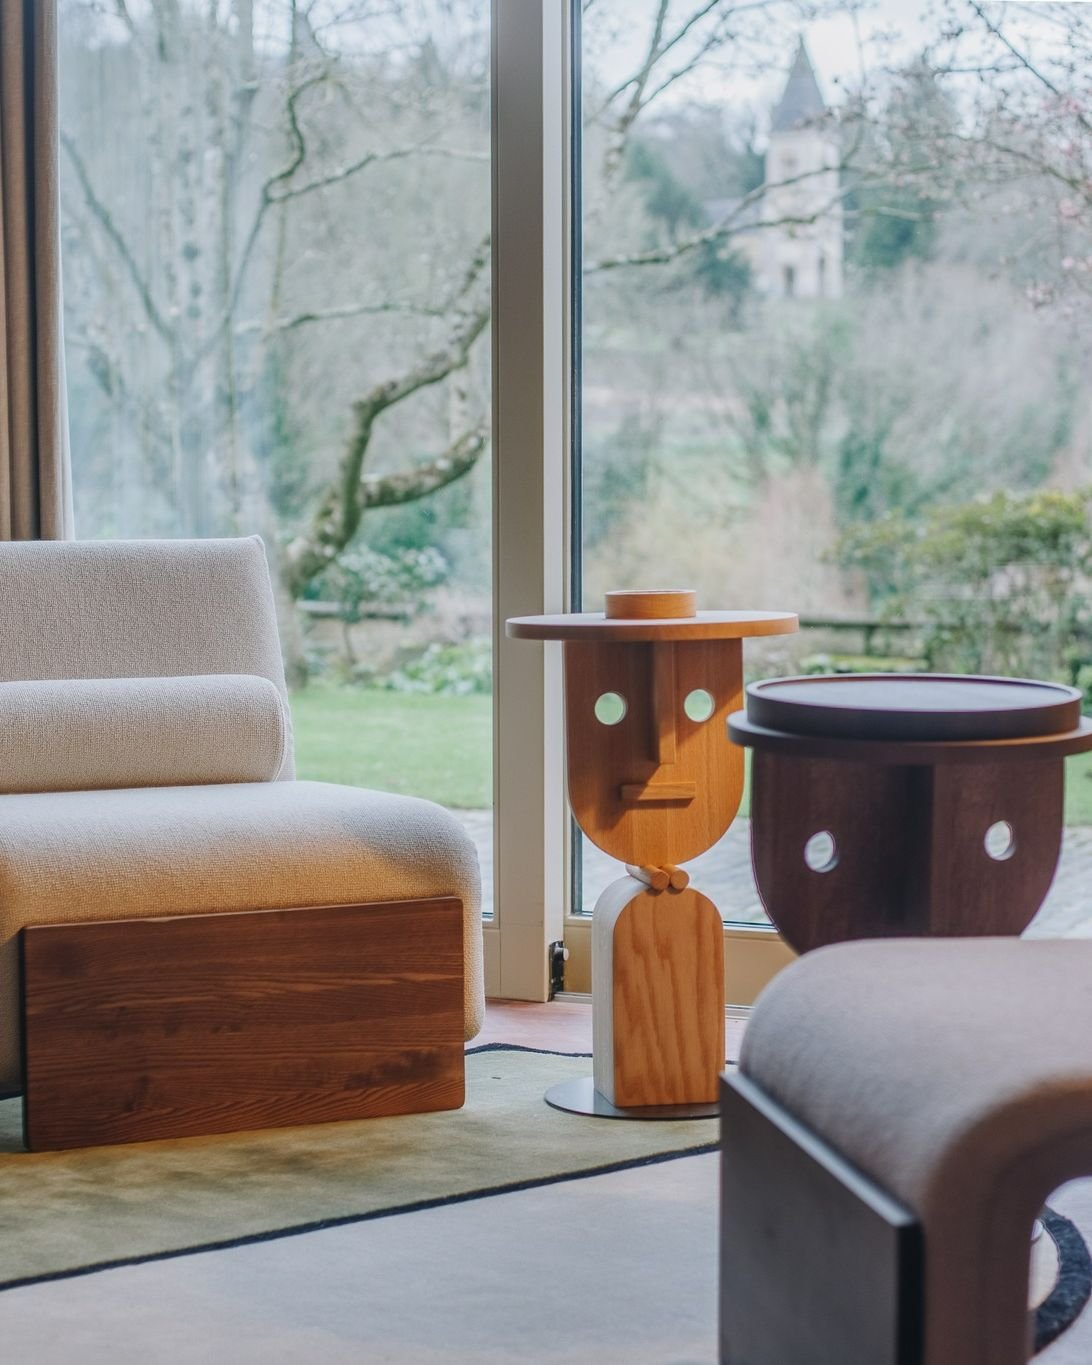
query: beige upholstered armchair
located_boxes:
[0,536,483,1150]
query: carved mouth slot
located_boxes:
[619,781,697,804]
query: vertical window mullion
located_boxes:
[488,0,572,1000]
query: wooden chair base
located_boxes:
[20,897,465,1151]
[720,1073,922,1365]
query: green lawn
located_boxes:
[1066,752,1092,825]
[290,686,492,809]
[290,685,1092,825]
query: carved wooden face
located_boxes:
[563,637,744,867]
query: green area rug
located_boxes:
[0,1046,716,1291]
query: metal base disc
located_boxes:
[544,1075,719,1120]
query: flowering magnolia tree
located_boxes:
[916,2,1091,316]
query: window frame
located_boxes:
[489,0,793,1006]
[486,0,572,999]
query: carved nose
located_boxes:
[617,642,696,805]
[650,641,677,766]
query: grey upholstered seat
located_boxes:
[734,937,1092,1365]
[0,537,485,1091]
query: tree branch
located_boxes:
[586,160,855,274]
[969,2,1092,135]
[589,1,785,212]
[642,25,733,108]
[207,71,331,352]
[112,0,138,37]
[237,300,447,336]
[60,132,172,342]
[359,427,487,510]
[283,291,490,596]
[246,230,489,339]
[200,75,483,367]
[355,301,491,429]
[271,144,488,206]
[928,126,1092,200]
[592,0,774,121]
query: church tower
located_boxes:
[758,41,842,299]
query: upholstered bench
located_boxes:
[0,536,484,1149]
[719,938,1092,1365]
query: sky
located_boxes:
[586,0,1087,130]
[584,0,939,112]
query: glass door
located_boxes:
[60,1,496,907]
[567,0,1092,994]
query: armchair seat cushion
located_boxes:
[737,938,1092,1364]
[0,780,484,1087]
[740,937,1092,1223]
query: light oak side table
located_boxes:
[507,589,798,1118]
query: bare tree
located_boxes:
[60,0,891,680]
[906,2,1092,314]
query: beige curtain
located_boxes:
[0,0,72,540]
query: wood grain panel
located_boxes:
[593,878,724,1107]
[927,761,1063,937]
[21,898,464,1151]
[730,711,1092,765]
[750,752,1062,953]
[565,637,744,867]
[506,610,798,642]
[720,1073,922,1365]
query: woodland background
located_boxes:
[59,1,1092,806]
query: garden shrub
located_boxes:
[384,638,492,696]
[836,489,1092,686]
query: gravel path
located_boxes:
[455,811,1092,937]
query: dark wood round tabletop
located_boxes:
[745,674,1082,743]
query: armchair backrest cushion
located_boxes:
[0,536,294,778]
[0,675,289,793]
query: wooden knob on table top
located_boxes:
[605,589,696,621]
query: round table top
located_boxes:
[744,674,1082,743]
[728,712,1092,765]
[505,609,799,643]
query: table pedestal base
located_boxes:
[544,1075,719,1121]
[593,877,725,1108]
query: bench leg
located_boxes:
[719,1073,923,1365]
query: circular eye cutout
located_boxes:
[684,689,715,723]
[984,820,1015,861]
[804,831,838,874]
[594,692,627,726]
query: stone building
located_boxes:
[745,41,844,300]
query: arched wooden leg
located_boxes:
[750,752,1064,953]
[593,874,725,1108]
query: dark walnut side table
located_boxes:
[728,674,1092,954]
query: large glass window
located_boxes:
[576,1,1092,930]
[60,2,493,901]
